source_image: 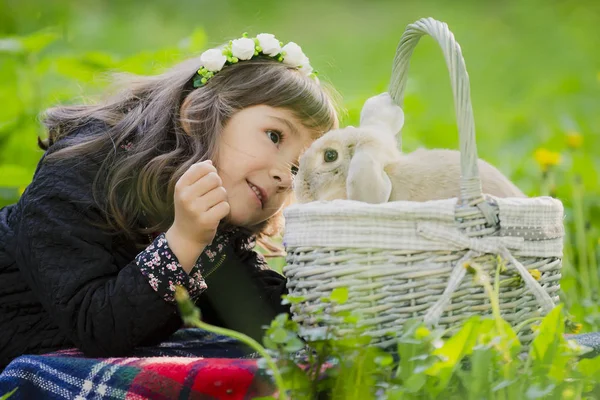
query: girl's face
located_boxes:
[215,105,316,228]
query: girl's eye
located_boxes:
[266,130,282,144]
[291,165,299,175]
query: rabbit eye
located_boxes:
[323,149,338,163]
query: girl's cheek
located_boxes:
[277,193,292,209]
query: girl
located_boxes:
[0,33,339,369]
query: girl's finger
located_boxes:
[176,160,216,189]
[194,186,228,212]
[205,200,230,222]
[186,171,223,199]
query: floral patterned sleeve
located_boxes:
[135,233,208,303]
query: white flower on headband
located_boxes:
[282,42,310,71]
[256,33,282,57]
[300,59,313,75]
[200,49,227,72]
[231,37,256,60]
[193,33,316,88]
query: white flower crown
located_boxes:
[193,33,316,88]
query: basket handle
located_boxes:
[388,18,483,205]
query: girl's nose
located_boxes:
[270,166,292,190]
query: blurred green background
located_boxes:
[1,0,599,327]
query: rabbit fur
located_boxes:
[294,92,525,204]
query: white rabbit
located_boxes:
[294,92,525,204]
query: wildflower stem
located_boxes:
[572,174,592,299]
[513,317,544,334]
[174,287,287,399]
[494,260,502,298]
[590,240,599,297]
[470,263,503,336]
[574,380,585,399]
[540,170,550,197]
[470,261,512,399]
[0,388,17,400]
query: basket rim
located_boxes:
[284,194,563,217]
[282,195,564,258]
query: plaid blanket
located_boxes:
[0,329,277,400]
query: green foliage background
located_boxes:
[1,0,599,327]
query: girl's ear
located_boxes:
[346,146,392,203]
[359,92,405,137]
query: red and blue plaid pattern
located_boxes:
[0,329,276,399]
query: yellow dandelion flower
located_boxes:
[529,269,541,281]
[565,317,583,334]
[566,131,583,149]
[414,326,431,339]
[534,148,562,171]
[562,387,575,399]
[566,321,583,334]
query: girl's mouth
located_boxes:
[247,180,265,208]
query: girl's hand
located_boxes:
[166,160,230,273]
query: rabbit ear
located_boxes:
[346,147,392,204]
[359,92,405,137]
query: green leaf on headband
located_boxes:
[192,75,204,88]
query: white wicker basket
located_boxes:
[283,17,564,347]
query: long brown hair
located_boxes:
[40,54,339,246]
